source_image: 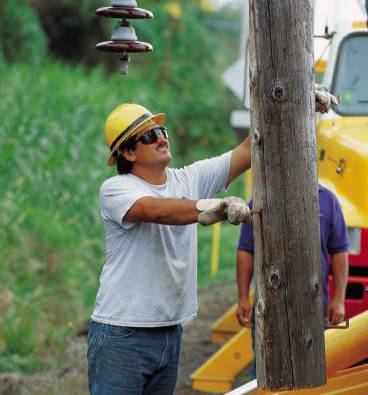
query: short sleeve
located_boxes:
[100,177,148,229]
[327,195,349,254]
[238,200,254,253]
[181,151,231,199]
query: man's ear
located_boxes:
[121,148,136,162]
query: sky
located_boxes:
[315,0,367,33]
[314,0,367,58]
[212,0,367,59]
[210,0,240,8]
[212,0,367,16]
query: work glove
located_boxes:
[196,196,252,226]
[315,90,339,114]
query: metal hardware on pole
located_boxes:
[95,1,153,75]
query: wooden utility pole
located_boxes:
[249,0,327,390]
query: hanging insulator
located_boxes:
[96,0,153,75]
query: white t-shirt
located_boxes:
[91,151,232,327]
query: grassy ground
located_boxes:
[0,59,245,373]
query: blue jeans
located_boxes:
[87,321,182,395]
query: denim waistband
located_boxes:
[90,320,180,332]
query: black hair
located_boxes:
[115,137,137,175]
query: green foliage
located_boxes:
[0,1,243,373]
[0,0,47,64]
[0,62,110,372]
[31,0,107,64]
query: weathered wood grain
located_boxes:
[249,0,326,390]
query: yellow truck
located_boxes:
[316,19,368,318]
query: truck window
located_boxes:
[332,33,368,116]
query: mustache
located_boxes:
[157,141,169,149]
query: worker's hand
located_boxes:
[327,297,345,325]
[236,298,253,328]
[315,90,339,114]
[196,198,227,226]
[196,197,252,226]
[223,197,252,225]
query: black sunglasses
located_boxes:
[135,127,168,145]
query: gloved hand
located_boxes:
[196,196,252,226]
[315,90,339,114]
[224,196,252,225]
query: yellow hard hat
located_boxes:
[104,103,166,165]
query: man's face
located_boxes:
[132,127,172,168]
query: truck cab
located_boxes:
[316,23,368,317]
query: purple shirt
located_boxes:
[238,185,349,313]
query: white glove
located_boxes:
[223,196,252,225]
[315,90,339,114]
[196,198,227,226]
[196,197,252,226]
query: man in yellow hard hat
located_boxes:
[88,94,337,395]
[87,102,252,395]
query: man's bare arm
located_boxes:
[227,136,251,186]
[328,252,349,324]
[331,252,349,301]
[226,91,338,187]
[125,196,252,226]
[124,197,199,225]
[236,250,254,327]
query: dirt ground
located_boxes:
[0,281,250,395]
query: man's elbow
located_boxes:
[124,198,161,223]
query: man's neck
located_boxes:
[131,165,167,185]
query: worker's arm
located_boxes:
[124,196,251,226]
[328,252,349,324]
[226,91,337,186]
[227,136,251,186]
[236,250,254,328]
[124,197,199,225]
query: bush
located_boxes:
[31,0,107,65]
[0,0,47,64]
